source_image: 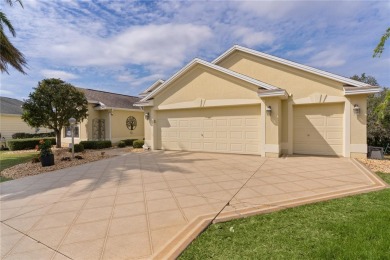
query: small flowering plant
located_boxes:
[36,139,53,157]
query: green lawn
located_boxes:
[0,151,38,182]
[180,172,390,260]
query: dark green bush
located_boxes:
[79,140,112,149]
[117,141,126,148]
[69,143,84,153]
[122,139,137,146]
[133,139,144,148]
[7,138,56,151]
[11,132,55,139]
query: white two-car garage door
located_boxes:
[293,103,344,156]
[157,105,261,155]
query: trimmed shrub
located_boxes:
[79,140,112,149]
[11,132,55,139]
[133,139,144,148]
[117,141,126,148]
[69,144,84,153]
[7,138,56,151]
[122,139,137,146]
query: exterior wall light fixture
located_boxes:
[266,106,272,115]
[145,112,150,120]
[353,104,360,115]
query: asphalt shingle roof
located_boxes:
[78,88,141,110]
[0,97,24,115]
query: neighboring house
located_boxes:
[0,97,50,139]
[136,45,380,158]
[61,89,144,146]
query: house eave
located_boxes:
[139,59,279,103]
[344,87,381,95]
[213,45,372,88]
[258,89,288,99]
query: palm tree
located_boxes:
[0,0,27,74]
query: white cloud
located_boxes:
[233,27,275,47]
[29,23,212,72]
[307,48,347,68]
[41,69,79,80]
[286,47,316,57]
[0,89,14,96]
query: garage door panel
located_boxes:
[327,117,343,126]
[216,119,228,127]
[157,106,261,155]
[246,144,260,153]
[230,131,243,139]
[231,143,244,153]
[216,131,228,139]
[230,119,242,126]
[190,142,202,150]
[216,143,228,151]
[203,142,215,151]
[245,118,260,126]
[203,120,213,127]
[293,103,343,156]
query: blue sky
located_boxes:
[1,0,389,100]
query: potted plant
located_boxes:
[37,139,54,167]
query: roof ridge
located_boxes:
[78,88,140,99]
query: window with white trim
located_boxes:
[64,125,80,138]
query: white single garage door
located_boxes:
[157,105,261,155]
[293,103,344,156]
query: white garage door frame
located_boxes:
[293,103,344,156]
[286,95,351,157]
[156,105,262,155]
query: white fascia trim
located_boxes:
[134,100,154,107]
[94,107,142,112]
[140,58,279,102]
[258,90,288,98]
[213,45,371,88]
[344,87,381,95]
[139,79,165,95]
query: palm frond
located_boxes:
[4,0,23,8]
[0,11,16,36]
[0,30,27,74]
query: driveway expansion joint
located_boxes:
[1,221,73,259]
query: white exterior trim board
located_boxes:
[344,88,381,95]
[213,45,371,88]
[140,58,279,102]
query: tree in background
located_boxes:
[373,27,390,58]
[350,73,378,86]
[351,74,390,148]
[0,0,27,74]
[22,79,88,148]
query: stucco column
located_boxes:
[348,95,367,158]
[143,107,153,149]
[262,97,282,158]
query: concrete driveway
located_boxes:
[0,151,386,259]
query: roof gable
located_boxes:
[139,58,279,102]
[139,79,165,97]
[78,88,141,110]
[213,45,372,88]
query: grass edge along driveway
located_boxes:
[180,172,390,260]
[0,151,38,182]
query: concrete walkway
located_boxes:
[0,151,387,259]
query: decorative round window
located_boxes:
[126,116,137,131]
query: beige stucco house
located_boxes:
[61,89,144,147]
[136,45,380,158]
[0,97,51,140]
